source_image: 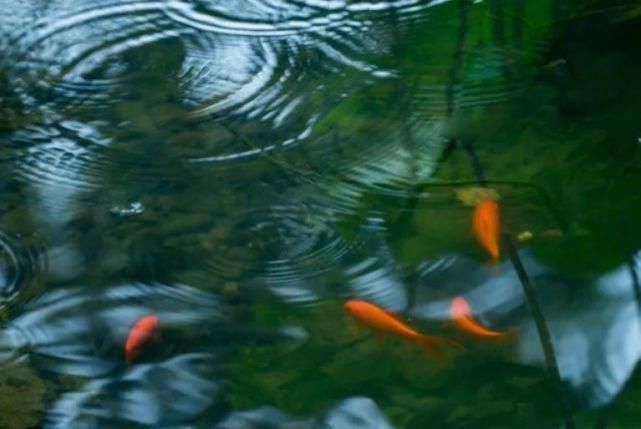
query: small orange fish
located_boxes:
[125,314,160,366]
[345,299,460,363]
[472,199,501,262]
[450,297,513,340]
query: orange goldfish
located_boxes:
[125,314,160,366]
[472,199,501,262]
[450,297,513,340]
[344,299,460,363]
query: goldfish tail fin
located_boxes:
[411,334,463,365]
[483,330,517,343]
[500,329,518,342]
[475,326,518,342]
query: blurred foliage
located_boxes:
[228,300,559,428]
[0,365,45,429]
[1,0,640,427]
[435,1,641,275]
[226,2,641,428]
[331,0,641,277]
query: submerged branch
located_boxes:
[220,122,317,178]
[504,235,576,429]
[443,1,576,428]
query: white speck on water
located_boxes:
[109,201,144,217]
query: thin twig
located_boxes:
[504,235,576,429]
[463,141,576,429]
[445,1,576,428]
[220,123,317,178]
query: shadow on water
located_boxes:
[0,0,641,427]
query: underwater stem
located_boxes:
[445,1,576,428]
[504,235,576,429]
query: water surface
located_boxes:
[1,0,641,427]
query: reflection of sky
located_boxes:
[215,396,393,428]
[46,353,221,428]
[11,121,109,282]
[409,254,523,319]
[0,283,221,377]
[0,284,223,428]
[0,281,312,426]
[521,252,641,407]
[411,249,641,408]
[5,0,405,123]
[267,226,408,311]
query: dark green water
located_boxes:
[1,1,641,428]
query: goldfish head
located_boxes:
[450,297,471,319]
[472,199,501,261]
[125,314,160,367]
[344,299,370,318]
[139,314,160,331]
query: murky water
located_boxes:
[1,0,641,427]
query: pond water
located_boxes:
[1,0,641,427]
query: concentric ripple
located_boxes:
[6,1,187,113]
[3,0,434,118]
[206,203,352,283]
[173,0,431,160]
[204,201,409,309]
[2,0,551,182]
[0,229,47,309]
[164,0,436,37]
[2,0,451,176]
[9,120,197,206]
[10,121,110,193]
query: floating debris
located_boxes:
[109,202,144,217]
[517,231,533,242]
[456,186,500,206]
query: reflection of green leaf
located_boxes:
[455,186,500,206]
